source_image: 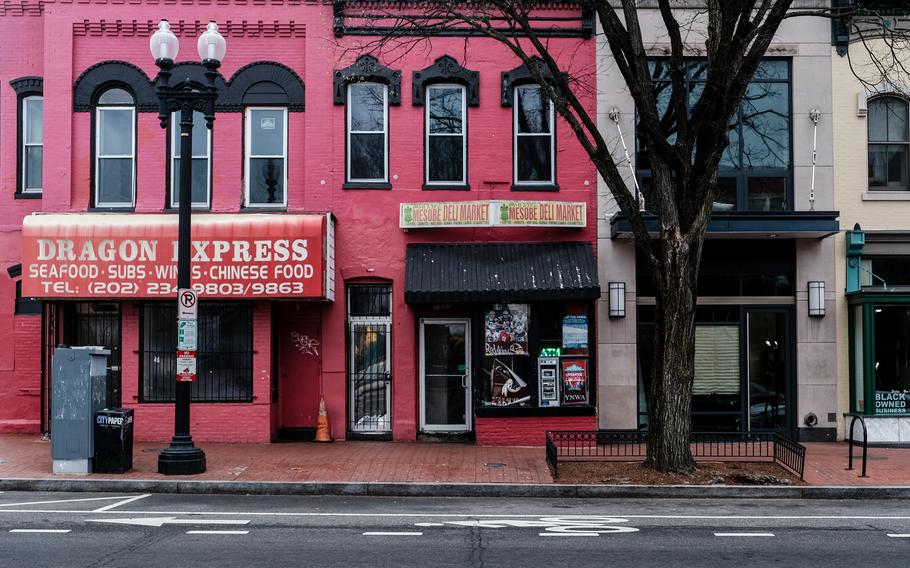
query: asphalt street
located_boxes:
[0,492,909,567]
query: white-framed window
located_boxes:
[21,95,43,194]
[244,107,288,207]
[171,110,211,208]
[513,84,555,186]
[347,82,389,183]
[868,95,910,190]
[94,88,136,208]
[425,84,466,186]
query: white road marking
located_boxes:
[87,517,250,528]
[714,533,775,537]
[414,522,445,527]
[887,534,910,538]
[92,494,151,512]
[363,532,423,536]
[2,509,910,522]
[539,532,598,537]
[0,495,141,508]
[186,530,249,535]
[9,529,71,534]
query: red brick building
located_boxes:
[1,1,599,445]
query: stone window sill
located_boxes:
[863,191,910,201]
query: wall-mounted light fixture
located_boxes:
[808,281,825,317]
[608,282,626,318]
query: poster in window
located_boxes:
[561,359,588,405]
[875,390,909,414]
[489,358,531,406]
[485,304,529,356]
[562,315,588,350]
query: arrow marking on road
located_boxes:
[87,517,250,528]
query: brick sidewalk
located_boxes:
[0,434,907,486]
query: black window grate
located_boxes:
[140,302,253,403]
[348,284,392,318]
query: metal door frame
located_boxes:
[348,320,392,433]
[419,318,472,433]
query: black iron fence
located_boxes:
[546,430,806,480]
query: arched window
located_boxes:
[868,96,910,190]
[11,76,43,196]
[95,87,136,207]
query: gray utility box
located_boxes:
[51,346,110,474]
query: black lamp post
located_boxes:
[150,20,226,475]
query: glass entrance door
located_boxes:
[746,309,791,432]
[420,319,471,432]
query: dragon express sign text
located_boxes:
[22,214,332,299]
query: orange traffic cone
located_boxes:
[315,396,333,442]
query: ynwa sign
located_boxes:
[22,213,332,299]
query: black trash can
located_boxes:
[93,408,134,473]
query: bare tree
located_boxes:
[333,1,870,473]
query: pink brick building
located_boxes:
[1,1,598,445]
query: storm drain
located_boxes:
[483,462,506,468]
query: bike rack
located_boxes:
[846,415,868,478]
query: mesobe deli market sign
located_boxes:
[22,213,335,300]
[400,200,587,229]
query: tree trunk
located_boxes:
[643,234,700,474]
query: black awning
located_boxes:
[405,242,600,304]
[610,211,840,239]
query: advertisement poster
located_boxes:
[562,315,588,350]
[489,358,531,406]
[561,359,588,405]
[485,304,529,356]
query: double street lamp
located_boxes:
[150,20,226,475]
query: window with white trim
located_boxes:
[245,107,288,207]
[171,110,211,208]
[513,84,555,186]
[347,83,388,183]
[868,95,910,190]
[95,88,136,207]
[21,95,43,194]
[425,84,466,186]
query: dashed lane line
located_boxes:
[9,529,71,534]
[887,534,910,538]
[186,530,249,535]
[714,533,775,537]
[363,532,423,536]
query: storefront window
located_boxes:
[140,302,253,403]
[479,302,591,408]
[872,305,910,414]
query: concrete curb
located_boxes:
[2,477,910,499]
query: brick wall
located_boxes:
[475,415,596,447]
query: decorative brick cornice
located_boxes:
[333,54,401,105]
[73,19,305,37]
[412,56,479,107]
[10,76,43,96]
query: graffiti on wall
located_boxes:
[291,332,320,356]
